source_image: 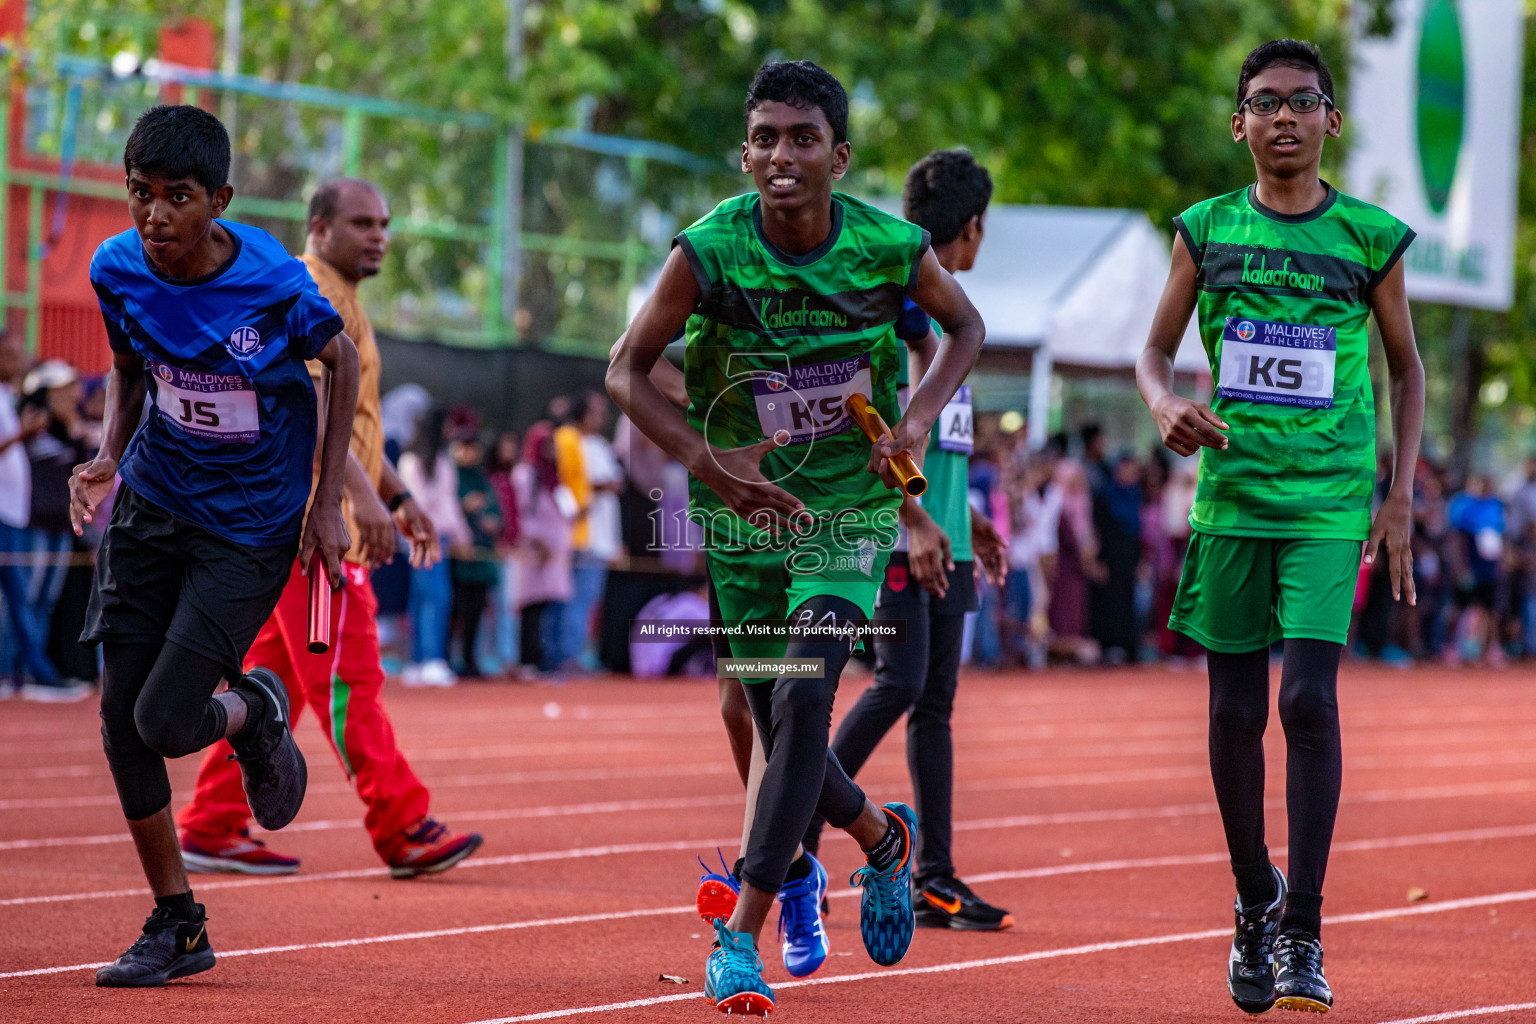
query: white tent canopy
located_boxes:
[951,203,1205,446]
[629,198,1206,447]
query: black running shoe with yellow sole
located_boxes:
[912,875,1014,931]
[95,906,215,987]
[228,668,307,831]
[1229,865,1287,1014]
[1274,932,1333,1013]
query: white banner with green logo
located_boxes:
[1346,0,1523,310]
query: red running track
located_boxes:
[3,665,1536,1023]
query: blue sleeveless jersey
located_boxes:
[90,220,344,546]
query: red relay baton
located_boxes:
[307,552,332,655]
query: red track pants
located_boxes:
[177,559,430,857]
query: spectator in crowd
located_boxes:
[1507,456,1536,657]
[398,407,472,686]
[488,430,523,676]
[1411,460,1453,659]
[556,391,622,671]
[1002,448,1059,668]
[1047,458,1104,664]
[1155,459,1204,666]
[1090,453,1144,664]
[513,421,574,674]
[1447,473,1507,667]
[447,409,501,679]
[0,332,53,697]
[18,360,93,701]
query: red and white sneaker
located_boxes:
[383,816,483,879]
[180,830,301,875]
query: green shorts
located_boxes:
[1169,532,1361,652]
[707,532,890,683]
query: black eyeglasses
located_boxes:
[1237,91,1333,116]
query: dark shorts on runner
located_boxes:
[706,579,733,664]
[82,485,298,679]
[875,553,978,617]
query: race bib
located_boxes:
[936,384,974,454]
[752,354,871,446]
[1216,317,1336,409]
[151,361,260,443]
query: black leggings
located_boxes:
[739,595,869,894]
[806,610,965,882]
[451,577,490,675]
[100,641,232,821]
[1207,638,1343,898]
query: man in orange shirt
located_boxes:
[176,179,483,877]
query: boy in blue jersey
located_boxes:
[69,105,359,988]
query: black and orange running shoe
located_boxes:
[912,874,1014,931]
[95,905,215,987]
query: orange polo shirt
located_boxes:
[303,252,384,563]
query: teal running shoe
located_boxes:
[704,918,775,1016]
[849,802,917,967]
[776,853,829,977]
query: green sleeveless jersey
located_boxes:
[676,192,930,544]
[1174,184,1413,540]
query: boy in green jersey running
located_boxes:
[1137,40,1423,1015]
[608,61,984,1016]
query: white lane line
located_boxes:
[1374,1004,1536,1024]
[7,883,1536,988]
[0,837,738,907]
[457,890,1536,1024]
[13,771,1535,853]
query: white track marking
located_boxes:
[12,773,1536,852]
[1373,1004,1536,1023]
[455,890,1536,1023]
[7,885,1536,986]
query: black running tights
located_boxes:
[1207,638,1343,897]
[738,595,869,894]
[100,641,231,821]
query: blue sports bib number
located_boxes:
[1216,317,1336,410]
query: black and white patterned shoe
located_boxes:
[1228,865,1287,1014]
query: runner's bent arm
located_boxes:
[610,333,687,409]
[607,246,802,524]
[69,350,147,534]
[1365,259,1425,605]
[898,325,951,596]
[302,331,360,588]
[1137,235,1228,457]
[879,249,983,480]
[376,455,440,569]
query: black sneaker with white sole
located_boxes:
[1228,864,1287,1014]
[228,668,307,831]
[95,906,215,987]
[1274,932,1333,1013]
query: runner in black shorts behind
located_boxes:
[802,150,1013,931]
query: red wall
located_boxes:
[2,3,216,371]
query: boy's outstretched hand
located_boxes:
[1365,492,1415,606]
[1150,394,1229,458]
[69,457,118,536]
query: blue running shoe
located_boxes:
[704,918,775,1016]
[776,853,830,977]
[696,850,741,923]
[849,802,917,967]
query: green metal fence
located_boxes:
[5,39,729,355]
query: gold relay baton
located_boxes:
[846,393,927,498]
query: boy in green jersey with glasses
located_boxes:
[1137,39,1423,1015]
[609,60,983,1016]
